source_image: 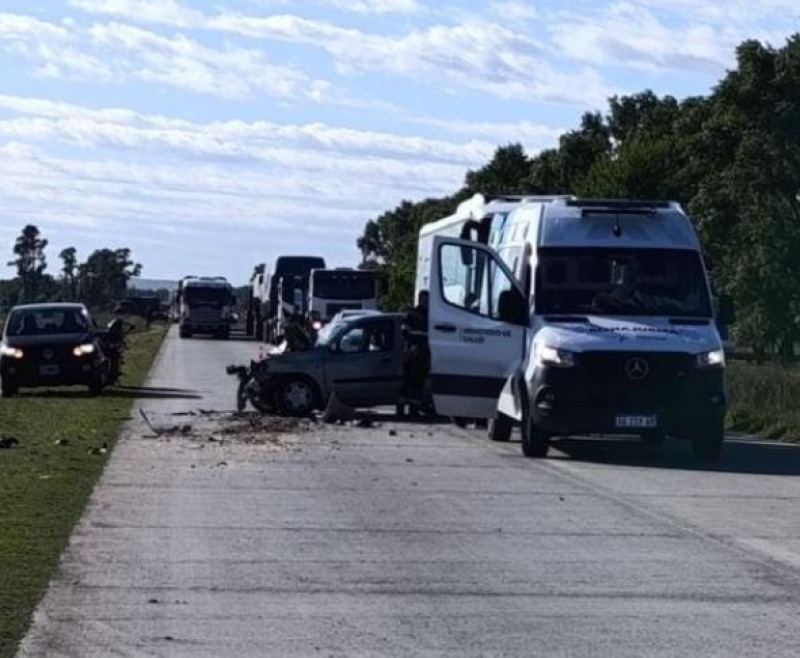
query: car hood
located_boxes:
[3,333,93,348]
[265,348,325,372]
[536,315,720,354]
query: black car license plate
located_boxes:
[38,364,61,376]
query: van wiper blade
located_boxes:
[544,315,589,323]
[668,318,710,326]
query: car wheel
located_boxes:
[692,419,724,464]
[521,404,549,458]
[1,377,18,398]
[488,413,513,442]
[279,378,317,416]
[179,325,192,339]
[452,416,471,428]
[88,372,105,396]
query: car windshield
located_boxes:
[536,247,712,318]
[6,308,91,336]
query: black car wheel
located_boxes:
[279,378,318,416]
[1,377,18,398]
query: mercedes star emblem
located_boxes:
[625,356,650,380]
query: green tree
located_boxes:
[78,248,142,309]
[8,224,48,302]
[59,246,78,301]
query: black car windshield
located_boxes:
[536,248,712,318]
[184,287,230,305]
[312,275,376,300]
[6,308,91,336]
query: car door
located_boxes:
[429,236,529,419]
[326,318,402,406]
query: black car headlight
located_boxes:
[0,344,24,359]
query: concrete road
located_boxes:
[19,328,800,657]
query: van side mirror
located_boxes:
[716,294,735,326]
[498,289,528,326]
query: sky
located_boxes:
[0,1,798,285]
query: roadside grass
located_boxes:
[727,361,800,443]
[0,322,168,658]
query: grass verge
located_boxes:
[0,322,168,658]
[727,361,800,442]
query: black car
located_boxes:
[0,303,110,397]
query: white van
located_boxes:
[415,194,570,301]
[425,198,734,462]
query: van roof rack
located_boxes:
[485,194,571,203]
[565,199,673,210]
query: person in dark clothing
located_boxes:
[398,290,430,416]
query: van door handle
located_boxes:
[434,324,457,333]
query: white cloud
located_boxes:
[207,13,612,106]
[66,0,205,27]
[63,2,611,106]
[0,13,332,102]
[0,94,513,275]
[490,1,537,22]
[317,0,422,13]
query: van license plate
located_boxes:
[38,365,60,376]
[615,415,657,429]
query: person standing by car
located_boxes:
[398,290,430,416]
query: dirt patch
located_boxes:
[218,412,316,446]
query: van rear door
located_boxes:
[428,236,528,419]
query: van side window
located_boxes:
[439,244,519,321]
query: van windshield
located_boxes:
[536,248,712,318]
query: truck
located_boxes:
[246,268,267,339]
[261,256,326,344]
[420,197,735,463]
[307,268,380,332]
[177,276,236,340]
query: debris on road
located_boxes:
[321,392,356,424]
[54,438,70,446]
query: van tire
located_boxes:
[692,420,724,463]
[179,326,192,339]
[521,404,549,458]
[488,413,512,442]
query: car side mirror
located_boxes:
[716,294,735,326]
[498,289,528,326]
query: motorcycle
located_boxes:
[98,317,131,386]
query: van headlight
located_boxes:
[312,321,322,331]
[0,344,24,359]
[696,349,725,368]
[535,344,575,368]
[72,344,96,357]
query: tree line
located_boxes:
[2,224,142,311]
[358,36,800,362]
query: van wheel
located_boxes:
[179,326,192,339]
[521,407,549,458]
[279,378,318,416]
[453,417,470,428]
[488,413,513,442]
[692,420,724,463]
